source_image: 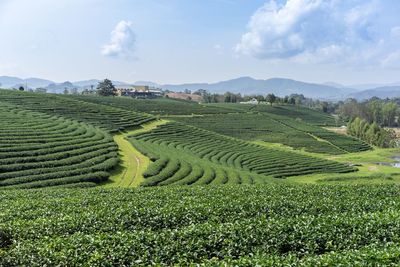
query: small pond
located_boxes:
[377,156,400,168]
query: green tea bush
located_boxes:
[0,104,118,188]
[132,122,356,185]
[1,184,400,266]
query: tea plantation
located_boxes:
[132,122,356,186]
[71,94,237,115]
[0,90,154,132]
[0,104,118,189]
[1,89,399,265]
[1,185,400,266]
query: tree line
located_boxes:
[190,89,310,106]
[347,117,397,148]
[337,98,398,127]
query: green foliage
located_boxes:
[382,101,397,127]
[96,79,116,96]
[254,104,341,126]
[2,184,400,265]
[0,104,119,189]
[175,112,370,154]
[175,113,343,154]
[131,122,355,186]
[347,117,396,148]
[339,98,399,127]
[70,94,238,115]
[0,89,154,132]
[223,91,242,103]
[265,93,276,105]
[0,229,12,249]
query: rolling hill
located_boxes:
[348,86,400,100]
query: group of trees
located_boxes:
[191,89,308,106]
[63,88,79,95]
[338,98,398,127]
[347,117,397,148]
[97,79,116,96]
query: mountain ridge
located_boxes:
[2,75,400,100]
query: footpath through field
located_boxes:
[105,120,168,188]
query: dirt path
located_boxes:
[105,120,168,188]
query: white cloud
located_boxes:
[235,0,399,67]
[102,20,136,59]
[391,26,400,39]
[382,51,400,68]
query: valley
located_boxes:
[1,89,400,266]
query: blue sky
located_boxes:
[0,0,399,85]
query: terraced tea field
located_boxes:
[0,89,363,188]
[71,95,237,115]
[206,103,339,125]
[0,90,154,132]
[254,104,339,126]
[0,104,118,189]
[1,89,400,266]
[132,122,356,185]
[175,113,370,154]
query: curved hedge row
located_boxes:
[175,112,371,154]
[175,113,347,154]
[0,104,119,188]
[130,122,356,185]
[269,113,371,153]
[131,136,270,186]
[0,90,154,132]
[70,95,237,115]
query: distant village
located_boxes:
[8,81,264,105]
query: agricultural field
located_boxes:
[254,104,340,126]
[206,103,339,125]
[0,90,154,132]
[132,122,355,185]
[1,89,400,265]
[71,95,237,115]
[2,185,400,266]
[174,113,370,154]
[0,103,119,189]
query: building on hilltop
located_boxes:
[115,85,163,99]
[240,98,258,105]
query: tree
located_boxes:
[255,95,265,102]
[321,101,329,113]
[63,88,69,95]
[367,100,382,124]
[70,88,79,95]
[97,79,116,96]
[224,92,240,103]
[18,86,24,91]
[265,93,276,106]
[382,102,397,127]
[347,117,395,148]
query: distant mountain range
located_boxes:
[347,86,400,100]
[0,76,130,94]
[1,75,399,100]
[161,77,356,99]
[0,76,53,89]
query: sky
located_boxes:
[0,0,399,85]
